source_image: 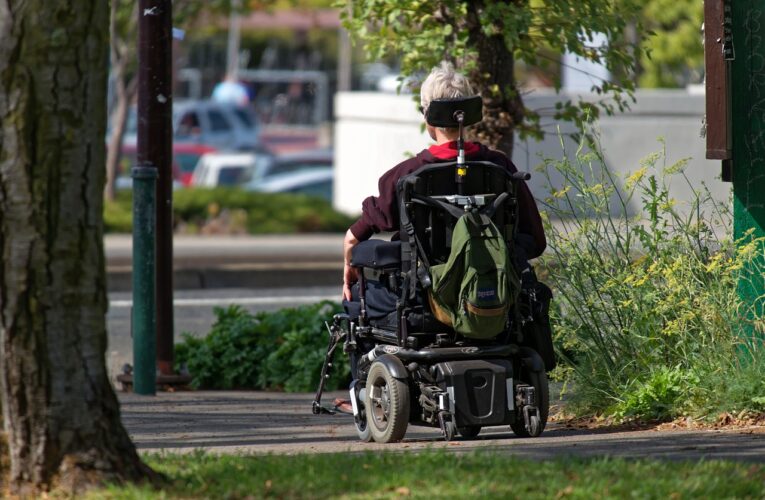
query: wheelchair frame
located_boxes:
[312,97,552,443]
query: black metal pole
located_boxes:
[137,0,174,376]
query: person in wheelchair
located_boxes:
[316,62,555,442]
[342,62,546,324]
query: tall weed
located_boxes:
[539,136,765,420]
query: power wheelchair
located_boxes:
[312,96,555,443]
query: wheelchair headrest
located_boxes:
[425,95,483,128]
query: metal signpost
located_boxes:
[730,1,765,337]
[705,0,765,338]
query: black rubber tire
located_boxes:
[353,385,373,442]
[365,361,410,443]
[355,416,373,442]
[510,368,549,438]
[457,425,481,439]
[443,418,457,441]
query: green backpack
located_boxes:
[428,211,519,339]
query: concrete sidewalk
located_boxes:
[106,234,344,292]
[120,390,765,460]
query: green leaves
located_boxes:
[341,0,645,148]
[637,0,704,88]
[175,302,350,391]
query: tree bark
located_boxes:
[465,0,525,159]
[0,0,155,494]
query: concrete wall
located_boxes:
[333,90,731,218]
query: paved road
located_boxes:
[120,391,765,461]
[106,286,339,379]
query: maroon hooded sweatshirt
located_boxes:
[349,141,547,259]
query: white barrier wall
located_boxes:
[334,90,731,217]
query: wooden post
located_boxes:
[704,0,732,161]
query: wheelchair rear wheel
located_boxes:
[366,361,410,443]
[510,368,549,438]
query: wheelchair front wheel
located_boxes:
[354,415,373,442]
[510,368,549,438]
[365,361,410,443]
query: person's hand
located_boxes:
[342,263,357,301]
[342,228,360,301]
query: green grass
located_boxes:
[90,450,765,499]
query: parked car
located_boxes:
[247,148,333,185]
[121,99,261,151]
[115,143,183,190]
[246,168,333,202]
[191,152,272,187]
[173,143,218,186]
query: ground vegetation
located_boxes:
[540,137,765,421]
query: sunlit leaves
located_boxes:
[341,0,645,140]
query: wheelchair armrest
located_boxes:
[351,240,401,269]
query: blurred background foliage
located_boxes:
[637,0,705,88]
[104,189,356,234]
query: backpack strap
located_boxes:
[398,181,433,295]
[411,194,465,219]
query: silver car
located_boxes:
[122,99,261,151]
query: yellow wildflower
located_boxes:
[626,167,648,189]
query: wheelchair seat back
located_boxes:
[398,160,519,268]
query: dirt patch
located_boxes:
[550,408,765,434]
[656,412,765,434]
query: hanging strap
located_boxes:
[398,182,432,294]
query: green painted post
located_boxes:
[132,165,157,395]
[731,0,765,340]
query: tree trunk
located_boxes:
[105,0,138,202]
[104,73,136,201]
[0,0,155,494]
[465,0,525,159]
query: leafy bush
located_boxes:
[175,302,350,391]
[103,192,133,233]
[104,188,356,234]
[539,137,765,421]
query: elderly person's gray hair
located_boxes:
[419,61,474,117]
